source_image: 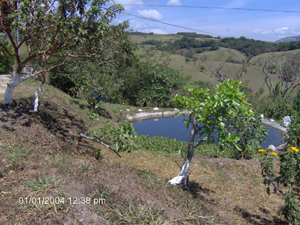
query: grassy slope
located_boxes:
[0,80,287,224]
[133,34,276,93]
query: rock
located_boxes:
[126,109,130,111]
[270,119,275,122]
[138,109,142,112]
[260,114,264,119]
[153,107,159,111]
[282,116,291,128]
[276,144,286,151]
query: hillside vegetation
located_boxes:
[131,32,300,94]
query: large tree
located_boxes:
[0,0,131,111]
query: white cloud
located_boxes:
[146,29,167,34]
[108,0,143,12]
[251,27,300,36]
[129,20,149,30]
[167,0,181,6]
[273,27,289,35]
[137,9,163,20]
[251,29,271,35]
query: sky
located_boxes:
[107,0,300,42]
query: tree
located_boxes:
[0,0,131,111]
[120,61,185,107]
[202,54,252,82]
[0,40,14,73]
[169,79,252,185]
[262,52,300,99]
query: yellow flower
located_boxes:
[259,149,265,153]
[272,152,277,156]
[287,148,292,153]
[292,147,299,153]
[251,108,254,110]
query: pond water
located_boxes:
[133,116,284,149]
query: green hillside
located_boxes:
[130,33,300,94]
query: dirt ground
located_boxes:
[0,82,288,224]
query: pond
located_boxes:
[133,116,284,149]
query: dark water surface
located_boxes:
[133,116,284,149]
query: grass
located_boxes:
[136,45,272,93]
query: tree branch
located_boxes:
[79,133,130,169]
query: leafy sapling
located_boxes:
[169,79,252,185]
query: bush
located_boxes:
[252,95,293,120]
[49,73,77,97]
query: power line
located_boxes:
[122,12,222,37]
[112,4,300,14]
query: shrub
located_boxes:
[49,73,77,97]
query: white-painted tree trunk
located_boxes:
[3,70,37,107]
[169,116,198,186]
[3,72,21,105]
[33,84,43,112]
[169,158,191,185]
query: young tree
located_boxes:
[169,79,252,185]
[0,0,131,111]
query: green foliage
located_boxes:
[258,89,300,224]
[120,61,185,107]
[224,112,268,159]
[136,135,188,155]
[93,120,137,152]
[135,135,236,158]
[251,94,293,120]
[199,65,206,71]
[1,0,133,105]
[174,79,254,156]
[25,176,62,192]
[156,35,300,56]
[0,41,14,73]
[283,189,300,225]
[49,72,77,97]
[258,148,277,194]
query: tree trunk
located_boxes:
[169,116,197,185]
[3,72,21,105]
[3,70,38,109]
[33,84,43,112]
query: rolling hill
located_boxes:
[276,36,300,43]
[130,33,286,93]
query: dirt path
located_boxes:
[0,74,10,94]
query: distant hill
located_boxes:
[276,36,300,43]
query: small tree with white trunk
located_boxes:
[0,0,130,111]
[169,79,252,185]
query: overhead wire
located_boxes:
[110,4,300,14]
[113,4,300,37]
[121,12,223,37]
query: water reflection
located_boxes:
[133,116,284,149]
